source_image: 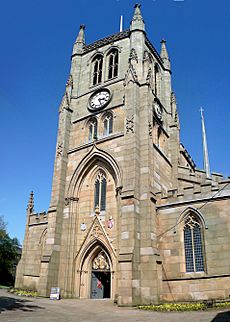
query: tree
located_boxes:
[0,215,21,286]
[0,215,7,231]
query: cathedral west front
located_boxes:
[16,4,230,306]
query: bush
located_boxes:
[215,302,230,309]
[138,303,206,312]
[9,288,38,297]
[139,301,230,312]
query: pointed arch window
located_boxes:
[157,126,161,147]
[94,172,107,211]
[108,49,118,79]
[103,113,113,136]
[89,118,97,141]
[154,64,160,96]
[184,214,205,272]
[92,54,103,85]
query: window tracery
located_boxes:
[103,113,113,136]
[94,172,107,211]
[89,118,98,141]
[92,54,103,85]
[154,64,160,96]
[184,214,205,272]
[92,251,110,271]
[108,49,118,79]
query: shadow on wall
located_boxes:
[211,311,230,322]
[0,296,44,313]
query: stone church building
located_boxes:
[16,5,230,306]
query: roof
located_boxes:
[83,30,130,53]
[82,29,164,68]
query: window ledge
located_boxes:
[68,131,124,154]
[104,76,118,84]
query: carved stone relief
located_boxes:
[59,75,73,113]
[126,116,134,133]
[129,48,138,64]
[64,196,79,206]
[148,121,153,137]
[56,142,63,158]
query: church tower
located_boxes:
[16,4,230,306]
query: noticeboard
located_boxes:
[50,287,60,300]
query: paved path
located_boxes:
[0,289,230,322]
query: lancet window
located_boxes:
[108,49,118,79]
[92,54,103,85]
[89,118,98,141]
[94,172,107,211]
[184,214,205,272]
[103,113,113,136]
[154,64,160,96]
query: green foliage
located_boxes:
[215,302,230,309]
[0,215,21,286]
[0,215,7,231]
[139,301,230,312]
[139,303,207,312]
[9,288,38,297]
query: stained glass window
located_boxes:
[184,214,204,272]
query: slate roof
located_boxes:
[83,29,164,67]
[84,30,130,53]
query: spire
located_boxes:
[27,191,34,214]
[200,108,211,178]
[120,15,123,32]
[160,39,171,70]
[72,25,85,55]
[130,4,145,31]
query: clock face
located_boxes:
[88,89,111,111]
[154,102,163,121]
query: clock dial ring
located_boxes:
[153,101,163,121]
[88,88,112,112]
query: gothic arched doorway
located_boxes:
[91,251,111,299]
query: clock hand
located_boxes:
[98,97,105,105]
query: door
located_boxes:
[90,251,111,299]
[91,271,104,299]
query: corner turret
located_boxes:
[72,25,85,55]
[160,39,171,71]
[27,191,34,214]
[130,4,145,32]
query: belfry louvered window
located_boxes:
[92,55,103,85]
[154,64,160,96]
[108,49,118,79]
[184,214,205,272]
[94,172,107,211]
[103,113,113,136]
[89,118,97,141]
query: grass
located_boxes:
[0,285,10,289]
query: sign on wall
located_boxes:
[50,287,61,300]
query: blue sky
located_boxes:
[1,0,230,244]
